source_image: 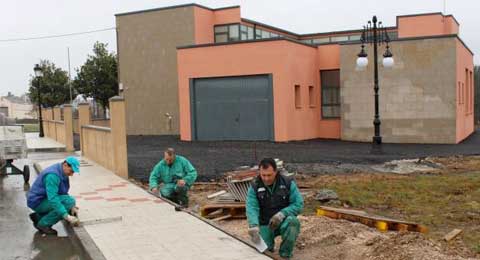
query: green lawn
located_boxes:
[304,171,480,253]
[21,124,40,133]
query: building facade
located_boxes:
[116,4,474,143]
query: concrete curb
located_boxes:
[33,162,107,260]
[28,147,66,153]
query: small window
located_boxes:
[462,83,465,104]
[302,39,313,44]
[215,34,228,43]
[330,36,349,42]
[309,86,315,107]
[313,38,330,44]
[255,29,262,39]
[229,24,240,41]
[321,70,341,118]
[214,25,228,33]
[295,85,301,109]
[262,30,270,39]
[349,35,362,41]
[247,27,254,40]
[458,82,461,105]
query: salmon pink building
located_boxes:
[116,4,475,144]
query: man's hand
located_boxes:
[70,206,79,217]
[268,212,286,230]
[176,179,186,187]
[151,187,159,194]
[248,226,261,244]
[64,215,80,226]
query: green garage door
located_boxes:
[191,75,274,141]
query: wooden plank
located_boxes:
[317,206,428,233]
[211,214,232,222]
[444,229,463,241]
[207,190,227,199]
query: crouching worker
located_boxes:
[149,148,197,207]
[27,156,81,235]
[246,158,304,259]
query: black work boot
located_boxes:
[37,226,58,235]
[29,213,39,227]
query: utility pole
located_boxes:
[68,47,73,103]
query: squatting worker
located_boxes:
[27,156,81,235]
[246,158,304,259]
[149,148,197,206]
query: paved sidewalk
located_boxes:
[36,158,270,260]
[26,133,65,152]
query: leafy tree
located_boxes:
[27,60,70,107]
[73,42,118,117]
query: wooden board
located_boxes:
[201,202,246,219]
[317,206,428,233]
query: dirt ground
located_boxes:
[184,155,480,260]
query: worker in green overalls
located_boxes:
[246,158,304,259]
[149,148,197,206]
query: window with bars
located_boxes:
[321,70,340,118]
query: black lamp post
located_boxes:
[356,16,394,148]
[34,64,44,138]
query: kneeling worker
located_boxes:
[27,156,81,235]
[149,148,197,206]
[246,158,304,259]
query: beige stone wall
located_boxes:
[340,37,457,143]
[116,6,196,135]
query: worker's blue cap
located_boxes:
[65,156,80,173]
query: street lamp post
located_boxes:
[356,16,394,149]
[34,64,44,138]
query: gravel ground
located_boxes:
[127,130,480,182]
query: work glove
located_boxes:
[268,211,286,230]
[70,206,79,217]
[64,214,80,226]
[248,226,261,244]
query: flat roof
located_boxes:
[115,3,239,17]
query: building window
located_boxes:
[462,83,465,104]
[470,71,473,113]
[321,70,340,118]
[457,81,462,105]
[214,24,241,43]
[295,85,301,109]
[309,86,315,107]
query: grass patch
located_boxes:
[21,124,39,133]
[304,171,480,252]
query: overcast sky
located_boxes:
[1,0,478,96]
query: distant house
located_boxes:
[0,92,35,119]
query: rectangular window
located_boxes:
[349,35,362,41]
[462,83,465,104]
[458,82,461,105]
[247,27,254,40]
[330,36,349,42]
[466,69,469,114]
[470,71,474,113]
[295,85,301,109]
[309,86,315,107]
[229,24,240,41]
[313,37,330,44]
[255,29,262,39]
[321,70,340,118]
[301,39,313,44]
[262,30,270,39]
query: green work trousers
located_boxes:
[259,216,300,258]
[33,195,75,227]
[160,183,189,206]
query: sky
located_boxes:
[1,0,478,96]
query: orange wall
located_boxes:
[177,40,342,142]
[193,7,214,44]
[398,14,459,38]
[456,39,474,143]
[193,6,241,45]
[214,7,241,24]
